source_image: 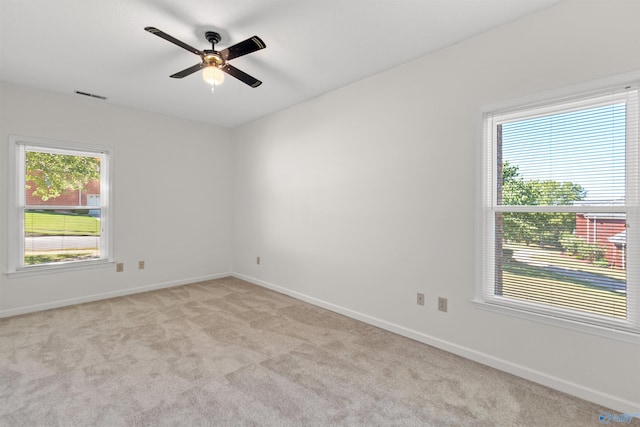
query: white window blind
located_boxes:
[481,85,639,335]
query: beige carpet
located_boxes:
[0,277,632,426]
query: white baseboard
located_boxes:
[0,272,232,318]
[232,272,640,414]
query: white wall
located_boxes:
[0,83,233,315]
[232,1,640,412]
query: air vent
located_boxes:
[75,90,107,100]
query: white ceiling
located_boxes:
[0,0,562,128]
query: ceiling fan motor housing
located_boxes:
[204,31,225,66]
[204,51,225,67]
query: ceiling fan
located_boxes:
[144,26,266,88]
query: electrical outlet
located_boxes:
[438,297,448,312]
[257,256,261,265]
[116,263,124,273]
[138,261,145,270]
[417,293,425,306]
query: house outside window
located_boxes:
[478,83,639,337]
[8,136,112,274]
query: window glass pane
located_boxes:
[25,150,101,206]
[24,209,101,265]
[496,212,626,319]
[23,149,102,266]
[499,103,626,205]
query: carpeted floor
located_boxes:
[0,277,633,426]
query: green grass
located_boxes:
[25,211,100,236]
[25,252,98,265]
[501,243,626,319]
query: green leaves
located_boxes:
[26,151,100,201]
[501,162,586,247]
[501,162,541,206]
[501,161,586,206]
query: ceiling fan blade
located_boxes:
[221,64,262,87]
[219,36,266,61]
[145,27,203,56]
[170,62,206,78]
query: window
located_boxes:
[479,84,639,336]
[8,136,112,274]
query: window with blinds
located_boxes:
[481,84,639,335]
[8,137,112,274]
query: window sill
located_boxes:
[471,299,640,344]
[6,259,115,278]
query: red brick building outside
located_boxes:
[575,213,626,269]
[26,179,100,207]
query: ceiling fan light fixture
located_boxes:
[202,66,225,91]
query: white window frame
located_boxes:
[475,80,640,343]
[7,135,114,276]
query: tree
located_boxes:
[501,162,541,206]
[501,162,586,247]
[26,151,100,201]
[536,180,587,206]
